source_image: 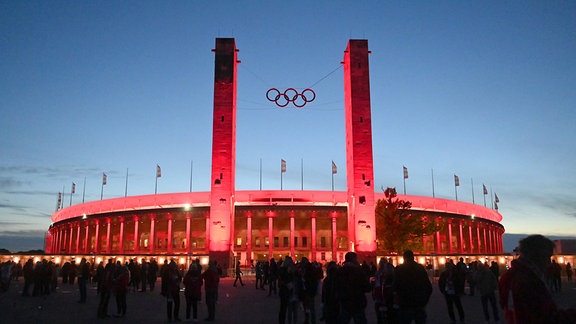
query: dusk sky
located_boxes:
[1,1,575,252]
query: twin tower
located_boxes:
[208,38,377,263]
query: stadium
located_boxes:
[44,39,504,271]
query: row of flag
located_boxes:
[280,159,338,174]
[404,165,500,209]
[56,164,162,211]
[57,162,500,210]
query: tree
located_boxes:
[375,187,440,254]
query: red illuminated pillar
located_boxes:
[76,223,81,254]
[483,225,488,254]
[468,223,474,254]
[435,218,442,254]
[246,212,252,262]
[185,213,191,253]
[311,212,317,261]
[94,220,100,253]
[167,214,173,254]
[134,216,140,253]
[447,221,453,254]
[290,211,296,258]
[65,226,71,253]
[119,217,125,254]
[458,220,464,254]
[84,221,90,254]
[343,39,376,261]
[149,216,156,254]
[331,212,338,261]
[268,212,274,258]
[208,38,239,271]
[476,224,482,254]
[105,218,111,254]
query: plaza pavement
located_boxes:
[1,274,575,323]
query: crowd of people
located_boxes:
[2,234,576,323]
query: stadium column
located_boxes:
[458,220,464,254]
[149,215,156,254]
[447,220,454,253]
[311,212,317,261]
[134,216,140,253]
[105,218,112,254]
[119,217,125,254]
[53,228,59,253]
[343,39,376,263]
[94,220,100,253]
[246,212,252,262]
[435,218,442,254]
[185,213,191,253]
[330,212,338,262]
[68,225,73,253]
[468,223,474,254]
[268,212,274,258]
[76,223,81,254]
[290,211,296,258]
[476,224,482,254]
[209,38,239,271]
[167,214,173,254]
[84,221,90,254]
[483,225,488,254]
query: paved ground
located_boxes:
[1,275,575,323]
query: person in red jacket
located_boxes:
[499,234,576,323]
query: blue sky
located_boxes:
[1,1,575,252]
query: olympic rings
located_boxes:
[266,88,316,108]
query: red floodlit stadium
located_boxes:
[45,39,505,271]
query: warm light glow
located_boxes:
[13,256,19,263]
[418,257,426,265]
[179,257,186,265]
[184,203,191,211]
[499,256,506,264]
[439,257,446,265]
[200,256,209,266]
[399,257,404,264]
[33,256,40,263]
[158,257,165,265]
[116,257,124,264]
[558,256,565,264]
[96,257,102,264]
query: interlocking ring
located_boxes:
[266,88,316,108]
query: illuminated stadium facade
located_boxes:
[45,39,504,270]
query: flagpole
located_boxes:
[155,169,158,195]
[431,169,435,198]
[125,168,129,197]
[490,186,494,210]
[69,183,73,206]
[403,169,407,195]
[189,160,193,192]
[454,175,459,201]
[100,176,104,200]
[331,160,337,192]
[280,159,283,190]
[471,178,475,204]
[301,158,303,191]
[82,177,86,203]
